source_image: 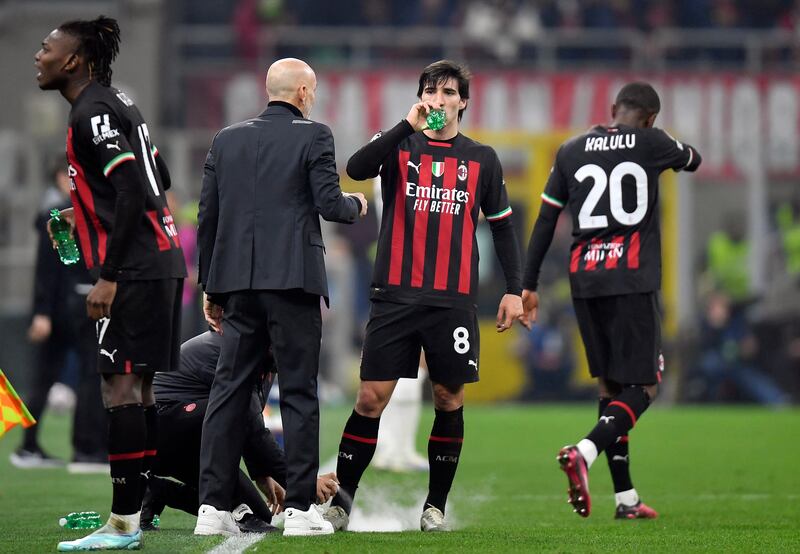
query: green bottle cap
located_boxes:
[426,109,446,131]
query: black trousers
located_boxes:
[153,399,272,522]
[199,289,322,511]
[23,309,106,456]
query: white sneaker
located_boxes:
[283,506,334,536]
[194,504,240,536]
[420,506,448,532]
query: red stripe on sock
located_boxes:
[608,401,637,427]
[429,435,464,443]
[618,435,629,444]
[108,451,146,462]
[124,360,132,374]
[342,433,378,444]
[144,450,157,457]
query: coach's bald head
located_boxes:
[266,58,317,118]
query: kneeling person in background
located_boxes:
[144,331,338,533]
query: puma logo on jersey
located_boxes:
[599,415,615,424]
[468,360,478,370]
[100,348,118,363]
[407,160,421,173]
[106,141,121,151]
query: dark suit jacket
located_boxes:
[197,103,360,301]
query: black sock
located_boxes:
[424,407,464,515]
[332,410,380,513]
[586,386,650,455]
[107,403,146,515]
[139,405,158,507]
[599,398,634,493]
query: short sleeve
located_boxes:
[481,149,513,222]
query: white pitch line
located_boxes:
[207,532,265,554]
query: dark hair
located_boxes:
[615,82,661,118]
[417,60,471,121]
[58,16,120,87]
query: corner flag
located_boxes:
[0,369,36,438]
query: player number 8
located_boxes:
[453,326,470,354]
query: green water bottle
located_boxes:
[59,511,102,530]
[426,108,446,131]
[50,208,80,265]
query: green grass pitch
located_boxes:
[0,404,798,553]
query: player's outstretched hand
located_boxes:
[86,278,117,320]
[256,476,286,515]
[406,101,436,132]
[47,207,75,249]
[203,294,224,334]
[316,472,339,504]
[496,293,524,333]
[344,191,368,217]
[521,289,539,328]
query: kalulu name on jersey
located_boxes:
[584,133,636,152]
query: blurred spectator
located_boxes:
[703,215,750,305]
[685,291,788,406]
[517,299,578,401]
[10,161,107,471]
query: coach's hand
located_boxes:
[86,278,116,320]
[316,472,339,504]
[344,191,368,217]
[406,101,436,132]
[496,293,524,332]
[203,294,224,335]
[521,289,539,328]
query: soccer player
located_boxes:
[35,16,186,551]
[324,60,525,532]
[522,82,702,519]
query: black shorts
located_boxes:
[360,301,480,385]
[572,292,663,386]
[96,278,183,375]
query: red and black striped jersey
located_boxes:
[66,81,186,281]
[541,125,700,298]
[370,131,513,309]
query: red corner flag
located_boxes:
[0,369,36,438]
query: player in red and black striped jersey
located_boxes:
[325,60,525,533]
[35,16,185,551]
[522,82,701,520]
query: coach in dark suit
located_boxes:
[195,58,367,537]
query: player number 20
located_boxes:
[453,327,470,354]
[575,161,648,229]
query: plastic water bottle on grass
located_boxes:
[59,511,102,529]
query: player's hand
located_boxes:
[256,476,286,515]
[406,101,435,132]
[316,472,339,504]
[496,293,524,332]
[47,207,75,249]
[521,289,539,327]
[86,278,117,320]
[344,191,368,217]
[203,294,224,335]
[28,314,52,343]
